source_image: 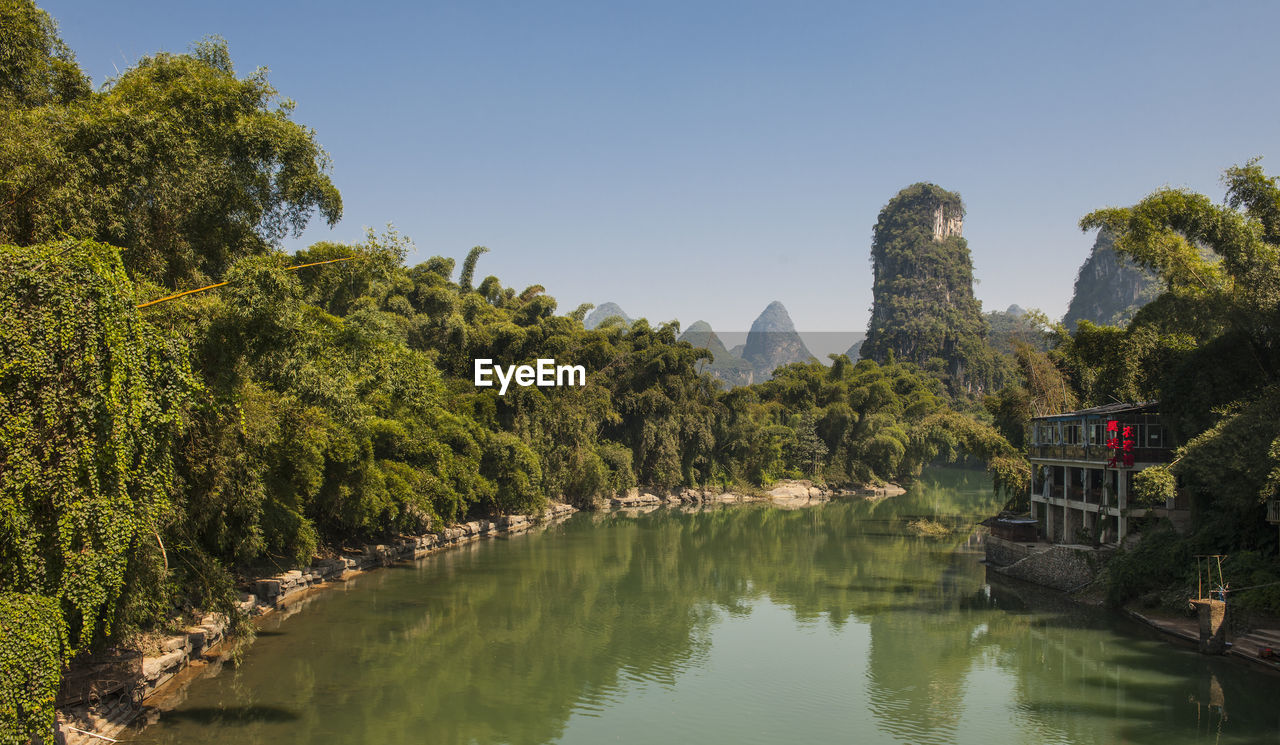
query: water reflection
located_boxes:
[138,468,1280,745]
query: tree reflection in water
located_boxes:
[143,468,1280,745]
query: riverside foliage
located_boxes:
[1060,160,1280,609]
[0,5,1021,739]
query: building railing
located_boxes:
[1028,444,1172,465]
[1034,486,1113,506]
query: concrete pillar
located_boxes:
[1063,505,1078,544]
[1191,599,1229,654]
[1046,500,1056,541]
[1118,472,1128,541]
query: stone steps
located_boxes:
[1234,628,1280,652]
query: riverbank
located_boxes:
[1123,606,1280,675]
[55,502,577,745]
[607,480,904,511]
[982,531,1280,677]
[56,480,899,744]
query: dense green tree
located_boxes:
[0,240,192,740]
[0,34,340,289]
[1065,159,1280,606]
[0,0,89,106]
[459,246,490,292]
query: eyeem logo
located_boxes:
[474,359,586,395]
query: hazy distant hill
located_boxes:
[985,304,1050,354]
[583,302,633,330]
[679,320,756,387]
[679,320,732,359]
[844,333,866,361]
[742,301,815,379]
[1063,230,1160,328]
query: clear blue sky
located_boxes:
[44,0,1280,334]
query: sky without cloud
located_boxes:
[43,0,1280,335]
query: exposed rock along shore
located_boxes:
[57,502,577,745]
[57,482,899,744]
[607,480,904,510]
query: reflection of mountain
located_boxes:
[148,468,1280,745]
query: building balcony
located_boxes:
[1028,444,1172,466]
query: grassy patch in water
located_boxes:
[907,518,951,538]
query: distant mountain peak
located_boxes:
[1063,230,1160,328]
[742,301,814,378]
[584,302,633,330]
[679,320,754,387]
[861,182,985,392]
[679,320,729,355]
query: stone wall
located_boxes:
[990,544,1114,592]
[237,504,574,614]
[983,535,1035,568]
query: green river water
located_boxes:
[136,468,1280,744]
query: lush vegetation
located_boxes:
[1050,159,1280,611]
[18,0,1280,736]
[973,164,1280,611]
[0,4,1020,740]
[14,0,1277,734]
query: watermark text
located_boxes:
[474,359,586,395]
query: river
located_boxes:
[135,467,1280,744]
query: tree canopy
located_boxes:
[0,26,340,289]
[1056,159,1280,607]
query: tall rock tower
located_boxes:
[861,183,988,391]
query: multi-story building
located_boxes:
[1028,401,1179,544]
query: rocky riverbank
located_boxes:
[56,481,900,743]
[606,480,903,510]
[55,502,578,745]
[984,535,1114,592]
